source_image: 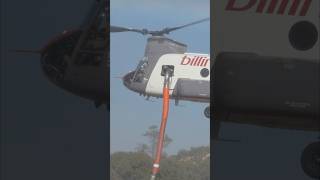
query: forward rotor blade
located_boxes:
[111,17,209,36]
[110,26,131,32]
[9,49,42,54]
[110,26,146,35]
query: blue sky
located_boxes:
[110,0,210,154]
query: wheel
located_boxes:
[204,106,210,118]
[301,141,320,179]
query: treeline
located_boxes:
[110,146,210,180]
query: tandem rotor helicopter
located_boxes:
[111,18,211,117]
[111,17,211,179]
[112,0,319,179]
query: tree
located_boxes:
[142,125,173,157]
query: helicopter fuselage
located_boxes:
[40,29,108,106]
[123,53,210,104]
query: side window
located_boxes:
[200,68,209,77]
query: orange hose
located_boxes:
[151,86,170,178]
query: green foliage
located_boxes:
[110,152,152,180]
[110,146,210,180]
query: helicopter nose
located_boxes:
[122,71,134,88]
[122,71,146,94]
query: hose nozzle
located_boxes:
[150,174,156,180]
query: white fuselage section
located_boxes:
[145,53,210,102]
[212,0,319,61]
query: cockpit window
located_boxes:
[132,57,148,82]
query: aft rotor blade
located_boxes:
[110,26,147,35]
[161,17,209,34]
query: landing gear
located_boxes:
[301,141,320,179]
[204,106,210,118]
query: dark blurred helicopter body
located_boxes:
[212,1,319,179]
[40,29,107,106]
[14,0,108,108]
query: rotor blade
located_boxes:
[161,17,209,34]
[80,0,104,29]
[111,17,209,36]
[110,26,147,35]
[110,26,131,32]
[9,49,42,54]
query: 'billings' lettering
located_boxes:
[226,0,257,11]
[181,56,191,65]
[181,56,209,67]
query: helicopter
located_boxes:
[111,18,211,118]
[211,0,319,179]
[112,0,319,179]
[12,0,109,109]
[111,17,210,179]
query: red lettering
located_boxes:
[289,0,301,16]
[256,0,267,13]
[225,0,311,16]
[200,59,209,67]
[181,56,209,67]
[226,0,257,11]
[299,0,312,16]
[181,56,190,65]
[192,57,201,66]
[196,57,203,66]
[190,56,196,66]
[277,0,289,14]
[267,0,279,14]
